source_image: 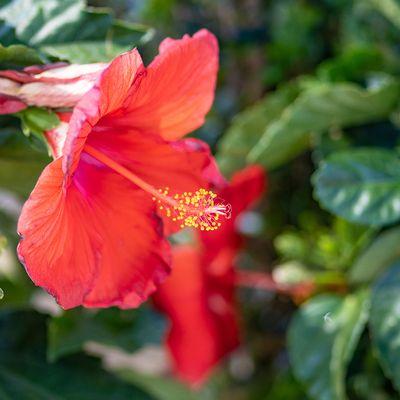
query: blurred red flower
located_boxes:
[154,165,266,386]
[0,63,106,113]
[18,30,230,310]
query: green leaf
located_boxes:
[0,125,49,197]
[316,46,384,83]
[41,20,155,63]
[0,310,154,399]
[0,43,43,65]
[370,261,400,394]
[18,107,59,136]
[248,77,400,169]
[0,0,154,63]
[0,0,106,46]
[217,82,299,176]
[288,290,370,400]
[274,231,311,262]
[48,306,166,362]
[0,277,33,308]
[40,41,120,63]
[367,0,400,30]
[349,226,400,284]
[313,148,400,227]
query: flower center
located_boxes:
[84,145,231,231]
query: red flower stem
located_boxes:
[235,270,315,299]
[235,270,279,291]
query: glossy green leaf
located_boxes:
[0,310,154,399]
[316,46,384,83]
[0,0,154,63]
[48,306,166,362]
[217,82,299,176]
[41,20,154,63]
[248,77,400,169]
[313,148,400,227]
[349,226,400,284]
[370,261,400,394]
[367,0,400,29]
[18,107,59,136]
[0,125,49,197]
[288,290,370,400]
[0,277,33,308]
[0,43,43,65]
[41,41,124,64]
[0,0,108,46]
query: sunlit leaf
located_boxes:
[367,0,400,30]
[313,148,400,227]
[217,81,299,176]
[18,107,59,136]
[349,226,400,284]
[0,0,154,63]
[370,262,400,395]
[41,20,155,63]
[0,43,43,65]
[249,77,400,169]
[0,0,108,46]
[0,125,49,197]
[288,290,370,400]
[316,46,384,83]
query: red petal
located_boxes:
[62,31,217,178]
[154,245,239,386]
[79,153,171,308]
[17,159,100,309]
[18,155,171,309]
[62,49,144,177]
[110,29,218,140]
[86,129,225,234]
[0,94,26,114]
[225,165,266,215]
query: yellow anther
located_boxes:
[152,187,231,232]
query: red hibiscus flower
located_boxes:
[0,63,106,113]
[154,165,266,386]
[18,29,231,310]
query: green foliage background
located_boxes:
[3,0,400,399]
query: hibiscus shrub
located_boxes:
[2,0,400,399]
